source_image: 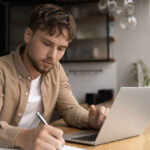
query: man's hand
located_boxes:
[14,124,65,150]
[88,105,110,129]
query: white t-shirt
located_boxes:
[18,75,43,129]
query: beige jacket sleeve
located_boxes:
[56,63,90,129]
[0,71,22,148]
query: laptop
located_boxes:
[63,87,150,145]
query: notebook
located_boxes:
[63,87,150,145]
[0,144,87,150]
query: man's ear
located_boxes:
[24,27,32,44]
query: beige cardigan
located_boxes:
[0,44,89,148]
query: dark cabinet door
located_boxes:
[61,2,110,62]
[0,4,6,56]
[0,0,112,61]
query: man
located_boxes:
[0,3,109,150]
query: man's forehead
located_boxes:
[38,29,69,46]
[44,28,69,41]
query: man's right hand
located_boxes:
[14,124,65,150]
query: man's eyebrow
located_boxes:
[40,37,52,43]
[59,45,68,49]
[40,37,68,48]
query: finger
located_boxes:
[58,136,65,145]
[46,125,63,139]
[89,105,96,119]
[97,106,106,125]
[34,137,57,150]
[41,139,61,150]
[46,125,65,148]
[44,132,63,150]
[105,108,110,117]
[102,108,110,121]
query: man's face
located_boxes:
[24,28,68,73]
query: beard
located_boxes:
[27,52,53,74]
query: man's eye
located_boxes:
[58,47,66,51]
[43,41,50,46]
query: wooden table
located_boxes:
[52,119,150,150]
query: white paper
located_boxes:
[0,145,87,150]
[61,145,87,150]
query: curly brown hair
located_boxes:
[29,3,76,42]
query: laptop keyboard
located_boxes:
[72,133,98,141]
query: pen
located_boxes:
[36,112,48,125]
[36,112,65,148]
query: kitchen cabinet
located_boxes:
[61,2,115,63]
[0,0,115,60]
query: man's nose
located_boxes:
[48,48,57,59]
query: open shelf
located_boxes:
[75,15,115,22]
[73,36,116,42]
[60,58,115,63]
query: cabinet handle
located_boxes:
[69,69,103,73]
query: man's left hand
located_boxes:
[88,105,110,129]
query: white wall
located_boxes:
[113,0,150,90]
[62,62,117,103]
